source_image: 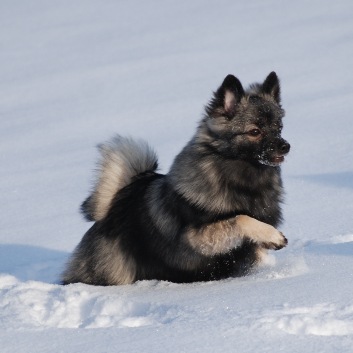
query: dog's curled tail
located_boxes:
[81,135,158,222]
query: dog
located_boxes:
[61,72,290,285]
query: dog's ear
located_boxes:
[217,75,244,114]
[206,75,244,118]
[262,71,281,103]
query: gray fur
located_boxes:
[61,223,137,285]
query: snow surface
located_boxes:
[1,0,353,352]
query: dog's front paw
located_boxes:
[261,231,288,251]
[235,215,288,251]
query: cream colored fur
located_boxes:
[185,215,286,256]
[88,135,157,221]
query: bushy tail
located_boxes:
[81,135,158,221]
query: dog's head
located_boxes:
[202,72,290,167]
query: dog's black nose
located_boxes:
[279,141,290,154]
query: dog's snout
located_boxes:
[279,141,290,155]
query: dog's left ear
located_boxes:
[262,71,281,103]
[218,74,245,114]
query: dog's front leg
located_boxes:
[185,215,287,256]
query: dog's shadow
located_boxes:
[0,244,69,283]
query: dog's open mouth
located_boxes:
[259,154,285,166]
[270,155,285,164]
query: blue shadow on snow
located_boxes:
[306,240,353,257]
[0,244,69,283]
[293,171,353,189]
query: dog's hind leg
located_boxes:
[185,215,287,256]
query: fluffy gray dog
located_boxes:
[62,72,290,285]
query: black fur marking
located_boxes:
[80,196,95,221]
[221,74,245,101]
[262,71,281,103]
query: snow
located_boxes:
[1,0,353,352]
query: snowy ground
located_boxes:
[1,0,353,352]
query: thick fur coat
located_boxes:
[62,72,290,285]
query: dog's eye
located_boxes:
[248,129,261,137]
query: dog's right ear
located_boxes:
[262,71,281,103]
[216,75,244,114]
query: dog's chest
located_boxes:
[228,169,283,225]
[251,186,281,221]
